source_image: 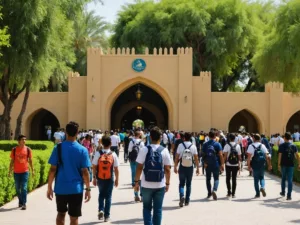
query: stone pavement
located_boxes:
[1,150,300,225]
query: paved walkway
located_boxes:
[1,150,300,225]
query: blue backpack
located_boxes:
[251,144,266,169]
[143,146,165,182]
[204,142,218,167]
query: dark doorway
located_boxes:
[30,109,60,140]
[111,83,168,130]
[228,110,259,133]
[286,111,300,133]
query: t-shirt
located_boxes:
[241,138,248,148]
[10,146,32,173]
[223,142,242,166]
[176,142,197,165]
[92,149,119,168]
[82,139,93,154]
[294,132,300,142]
[202,140,222,168]
[111,135,120,147]
[278,142,298,167]
[54,132,62,140]
[128,138,145,153]
[48,141,91,195]
[136,144,172,189]
[247,142,269,159]
[93,134,102,147]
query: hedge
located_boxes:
[0,141,54,206]
[271,142,300,182]
[0,141,54,151]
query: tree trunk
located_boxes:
[1,98,14,140]
[243,78,255,92]
[14,81,31,140]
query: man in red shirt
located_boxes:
[8,135,34,210]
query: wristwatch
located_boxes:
[85,187,91,191]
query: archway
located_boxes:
[228,109,260,133]
[29,109,60,140]
[286,111,300,133]
[110,83,168,130]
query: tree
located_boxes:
[253,0,300,91]
[111,0,264,91]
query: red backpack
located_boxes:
[97,151,114,180]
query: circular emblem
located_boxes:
[132,59,146,72]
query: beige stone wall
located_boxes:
[1,47,300,139]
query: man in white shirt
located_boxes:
[110,131,121,157]
[46,127,52,140]
[128,130,145,202]
[53,128,62,144]
[293,130,300,142]
[247,134,272,198]
[223,133,242,198]
[93,131,102,149]
[134,127,171,225]
[92,135,119,222]
[174,132,199,207]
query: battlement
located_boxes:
[265,82,284,92]
[87,47,193,56]
[68,72,80,78]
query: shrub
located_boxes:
[0,141,54,206]
[271,142,300,182]
[0,141,54,151]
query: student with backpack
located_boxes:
[278,132,300,200]
[202,131,224,200]
[128,130,145,202]
[92,135,119,222]
[223,133,242,198]
[8,135,34,210]
[174,132,200,207]
[134,126,172,225]
[247,134,272,198]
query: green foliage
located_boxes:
[0,141,54,151]
[253,0,300,91]
[111,0,266,91]
[271,143,300,182]
[0,141,54,206]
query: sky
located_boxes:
[87,0,282,25]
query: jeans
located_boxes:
[142,187,165,225]
[14,172,29,205]
[281,166,294,198]
[110,146,119,157]
[253,167,265,195]
[124,148,128,162]
[178,166,193,202]
[130,161,140,197]
[225,166,238,195]
[205,167,219,194]
[97,179,114,217]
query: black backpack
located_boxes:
[128,140,141,162]
[227,143,239,164]
[285,143,295,163]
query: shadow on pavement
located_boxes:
[290,219,300,223]
[262,197,300,209]
[110,218,143,224]
[111,201,134,206]
[80,222,102,225]
[163,206,178,211]
[118,186,134,190]
[0,207,19,212]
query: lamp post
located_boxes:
[135,84,143,101]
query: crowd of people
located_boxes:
[8,122,300,225]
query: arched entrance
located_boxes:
[29,109,60,140]
[286,111,300,132]
[111,83,168,130]
[228,109,260,133]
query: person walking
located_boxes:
[202,131,224,200]
[223,133,242,198]
[174,132,200,207]
[278,132,300,200]
[134,126,171,225]
[128,130,145,202]
[47,121,92,225]
[92,135,119,222]
[247,134,272,198]
[110,131,120,157]
[8,135,34,210]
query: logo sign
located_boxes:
[132,59,146,72]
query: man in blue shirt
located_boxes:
[202,131,224,200]
[47,121,91,225]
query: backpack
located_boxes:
[97,151,114,180]
[13,147,31,161]
[247,137,253,146]
[180,142,194,167]
[251,144,266,169]
[128,140,142,162]
[227,143,239,165]
[143,146,165,182]
[285,143,295,164]
[204,142,218,167]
